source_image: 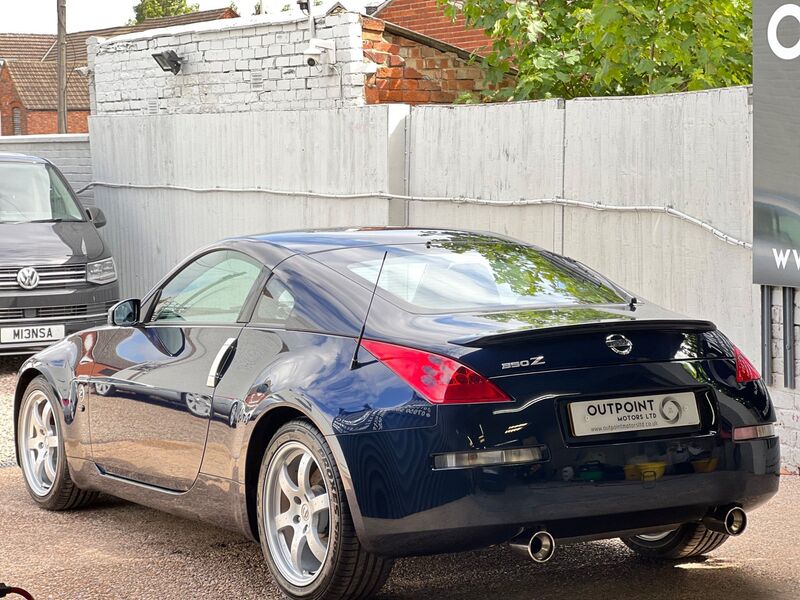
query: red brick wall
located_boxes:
[0,66,88,135]
[0,65,26,136]
[363,17,487,105]
[377,0,490,55]
[26,110,89,134]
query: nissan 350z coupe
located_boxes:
[14,229,778,599]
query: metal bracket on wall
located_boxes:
[784,286,795,389]
[762,286,772,385]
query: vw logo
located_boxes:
[16,267,40,290]
[605,334,633,355]
[659,396,683,424]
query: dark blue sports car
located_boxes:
[14,229,779,599]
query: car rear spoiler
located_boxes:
[449,319,717,347]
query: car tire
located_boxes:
[257,419,393,600]
[621,523,728,559]
[17,376,98,511]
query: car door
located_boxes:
[89,249,265,491]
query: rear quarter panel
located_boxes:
[15,328,107,462]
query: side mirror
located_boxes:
[108,299,141,327]
[86,206,107,228]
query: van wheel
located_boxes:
[257,420,393,600]
[621,524,728,559]
[17,377,97,510]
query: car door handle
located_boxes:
[207,337,237,388]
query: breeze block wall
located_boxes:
[88,11,368,115]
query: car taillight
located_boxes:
[733,345,760,383]
[732,423,775,441]
[361,339,511,405]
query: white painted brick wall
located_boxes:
[767,287,800,472]
[88,11,366,115]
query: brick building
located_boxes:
[0,60,89,135]
[375,0,491,54]
[0,7,238,135]
[361,17,486,104]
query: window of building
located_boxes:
[12,108,22,136]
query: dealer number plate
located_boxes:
[569,392,700,437]
[0,325,65,344]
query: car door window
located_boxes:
[152,251,262,324]
[252,276,296,326]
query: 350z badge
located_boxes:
[501,356,546,371]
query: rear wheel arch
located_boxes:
[14,368,46,465]
[245,405,322,540]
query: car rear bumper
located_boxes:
[0,282,118,355]
[337,433,780,557]
[333,356,780,557]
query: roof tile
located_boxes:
[5,61,90,111]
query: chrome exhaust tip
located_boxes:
[527,530,556,563]
[703,506,747,537]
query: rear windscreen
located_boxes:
[320,242,625,312]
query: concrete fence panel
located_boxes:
[404,88,757,359]
[406,100,566,251]
[90,106,401,295]
[562,88,757,359]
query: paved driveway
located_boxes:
[2,360,798,600]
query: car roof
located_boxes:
[235,227,522,255]
[0,152,50,164]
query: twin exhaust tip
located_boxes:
[703,506,747,537]
[511,530,556,563]
[512,506,745,565]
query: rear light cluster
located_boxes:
[733,345,760,383]
[733,423,775,442]
[361,339,511,405]
[433,446,547,470]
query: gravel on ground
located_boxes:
[0,356,23,468]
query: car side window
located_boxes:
[252,276,296,326]
[151,250,262,324]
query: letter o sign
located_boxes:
[769,4,800,60]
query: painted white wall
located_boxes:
[87,11,367,115]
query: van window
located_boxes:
[0,162,84,223]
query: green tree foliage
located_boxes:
[444,0,752,100]
[131,0,201,24]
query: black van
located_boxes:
[0,152,119,355]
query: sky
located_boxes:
[0,0,245,34]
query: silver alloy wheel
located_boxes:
[94,382,112,396]
[264,441,331,587]
[19,389,60,497]
[636,530,676,542]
